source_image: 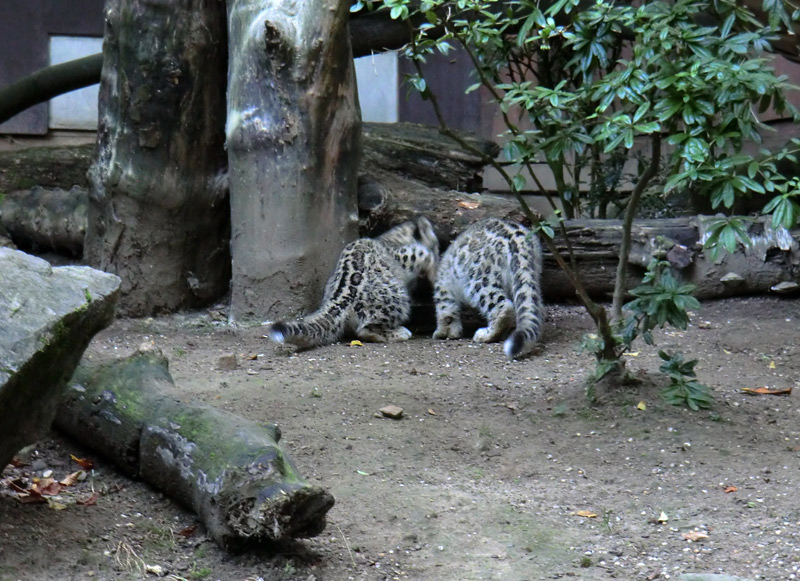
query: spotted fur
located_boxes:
[267,217,439,349]
[433,218,544,360]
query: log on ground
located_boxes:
[0,186,87,257]
[55,346,334,551]
[3,129,799,301]
[361,183,800,300]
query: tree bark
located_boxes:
[84,0,230,317]
[56,346,334,551]
[226,0,361,321]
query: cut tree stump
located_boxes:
[55,345,334,551]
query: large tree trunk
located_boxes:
[226,0,361,322]
[84,0,230,317]
[56,346,334,551]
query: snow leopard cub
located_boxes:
[267,217,439,349]
[433,218,544,359]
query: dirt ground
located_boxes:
[2,295,800,580]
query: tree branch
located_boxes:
[0,54,103,126]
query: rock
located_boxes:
[0,248,120,470]
[666,243,693,269]
[217,353,238,370]
[380,405,404,419]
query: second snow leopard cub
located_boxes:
[433,218,544,360]
[267,217,439,349]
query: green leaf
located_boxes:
[633,101,651,123]
[633,121,661,134]
[390,4,407,19]
[720,12,735,38]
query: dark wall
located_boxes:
[0,0,104,135]
[397,46,490,137]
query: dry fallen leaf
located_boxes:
[35,477,63,496]
[77,491,100,506]
[724,485,738,493]
[8,479,28,494]
[682,531,709,542]
[740,386,792,396]
[178,523,199,538]
[458,200,481,210]
[350,340,363,347]
[576,510,597,518]
[637,401,647,411]
[70,454,94,470]
[17,487,46,505]
[769,361,776,369]
[59,471,83,487]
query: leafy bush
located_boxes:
[355,0,800,406]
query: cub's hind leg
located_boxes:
[433,283,464,340]
[354,283,413,343]
[357,323,412,343]
[473,288,515,343]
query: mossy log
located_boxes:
[55,346,334,551]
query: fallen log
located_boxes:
[0,122,498,255]
[2,129,799,301]
[0,186,87,257]
[356,182,800,300]
[55,345,334,551]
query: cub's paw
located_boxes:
[473,327,502,343]
[390,326,413,342]
[433,320,463,340]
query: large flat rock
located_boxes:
[0,248,120,469]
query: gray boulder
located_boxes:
[0,248,120,470]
